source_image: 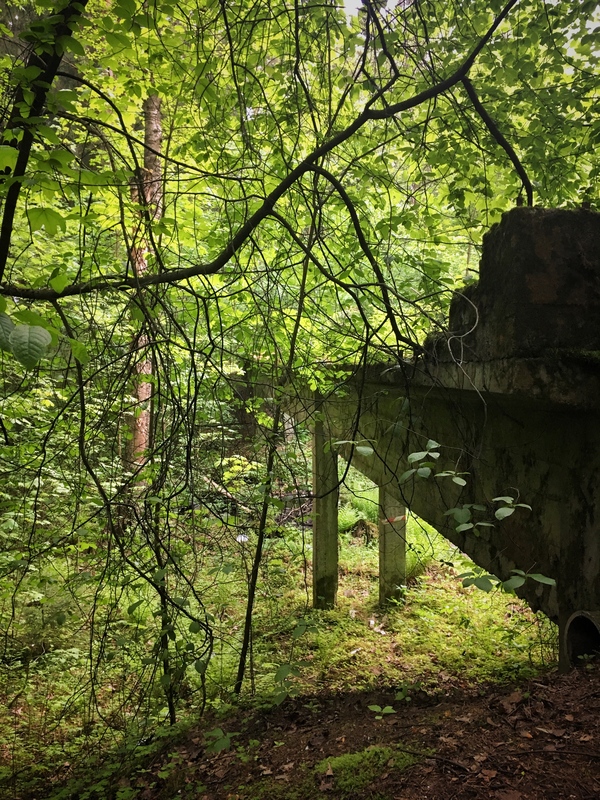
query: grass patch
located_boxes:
[316,744,420,794]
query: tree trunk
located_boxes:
[124,95,175,724]
[126,94,162,468]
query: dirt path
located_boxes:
[138,661,600,799]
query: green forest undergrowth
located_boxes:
[0,493,557,800]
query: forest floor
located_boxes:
[6,535,598,800]
[139,659,600,800]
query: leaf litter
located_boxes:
[132,660,600,800]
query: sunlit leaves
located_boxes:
[0,146,17,172]
[49,272,70,293]
[27,207,66,236]
[69,338,90,365]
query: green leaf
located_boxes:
[189,620,202,633]
[69,338,89,365]
[206,735,231,753]
[0,146,17,171]
[444,506,471,524]
[495,506,515,520]
[127,599,144,615]
[275,663,294,682]
[130,303,145,322]
[452,477,467,486]
[399,469,416,483]
[9,325,52,368]
[194,658,208,674]
[49,272,70,293]
[473,576,494,592]
[527,573,556,586]
[502,575,525,591]
[407,451,428,463]
[425,439,440,450]
[355,445,374,457]
[0,312,15,352]
[492,496,515,503]
[416,466,432,478]
[58,34,85,56]
[13,309,53,329]
[153,568,166,584]
[27,207,66,236]
[455,522,474,532]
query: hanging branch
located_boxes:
[461,76,533,206]
[0,0,521,301]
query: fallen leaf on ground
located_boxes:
[482,769,498,779]
[535,727,565,737]
[500,691,523,714]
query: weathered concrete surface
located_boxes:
[312,413,339,609]
[377,486,406,604]
[308,207,600,667]
[430,207,600,362]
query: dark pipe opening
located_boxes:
[566,614,600,665]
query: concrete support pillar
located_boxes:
[378,486,406,604]
[312,417,338,609]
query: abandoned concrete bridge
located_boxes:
[285,207,600,670]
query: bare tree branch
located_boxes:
[462,76,533,206]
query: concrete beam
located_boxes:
[378,485,406,604]
[312,416,338,609]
